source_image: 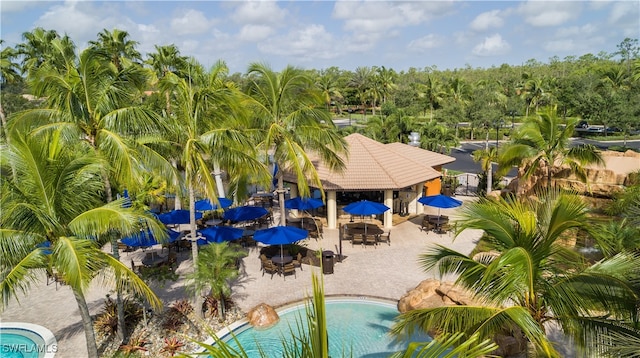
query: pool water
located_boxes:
[222,298,432,357]
[0,324,57,358]
[1,330,44,358]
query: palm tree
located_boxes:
[376,65,397,104]
[245,62,347,226]
[392,190,640,357]
[146,44,189,117]
[472,146,498,194]
[417,75,445,121]
[348,66,373,120]
[18,45,168,341]
[0,40,21,142]
[498,106,603,191]
[89,28,141,71]
[186,242,246,321]
[17,27,76,76]
[158,60,267,312]
[315,68,343,113]
[417,120,458,154]
[0,129,164,358]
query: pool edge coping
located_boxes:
[0,321,58,358]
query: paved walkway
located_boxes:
[0,197,481,357]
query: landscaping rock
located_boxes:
[247,303,279,329]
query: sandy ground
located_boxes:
[0,198,484,358]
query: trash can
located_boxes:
[322,250,334,274]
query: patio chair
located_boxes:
[292,252,303,271]
[377,231,391,246]
[363,234,378,248]
[281,263,297,280]
[420,217,434,232]
[351,233,363,247]
[261,260,279,279]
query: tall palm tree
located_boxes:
[89,28,141,71]
[0,129,164,358]
[392,190,640,357]
[18,45,168,341]
[245,62,347,226]
[376,65,397,104]
[418,75,445,121]
[417,120,458,154]
[146,44,189,117]
[17,27,76,76]
[472,146,498,194]
[315,68,343,113]
[158,60,267,312]
[0,40,21,142]
[348,66,373,120]
[498,106,603,191]
[186,242,246,321]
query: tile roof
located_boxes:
[284,133,456,191]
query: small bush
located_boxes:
[94,295,143,338]
[159,336,185,357]
[118,330,148,356]
[171,299,193,316]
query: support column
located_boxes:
[384,190,393,228]
[414,182,425,214]
[289,185,299,216]
[327,191,337,229]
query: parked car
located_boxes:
[575,120,589,129]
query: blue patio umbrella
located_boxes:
[284,197,324,210]
[284,197,324,227]
[121,189,132,208]
[254,226,308,260]
[343,200,390,216]
[195,197,233,211]
[343,200,390,235]
[197,226,245,244]
[223,206,268,222]
[121,229,181,248]
[157,209,202,225]
[418,194,462,217]
[37,241,52,255]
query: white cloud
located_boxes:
[517,1,581,27]
[230,1,287,26]
[238,25,275,42]
[609,2,640,29]
[408,34,444,52]
[555,24,597,37]
[170,9,212,36]
[472,33,510,56]
[470,10,504,31]
[258,24,338,61]
[543,35,606,53]
[333,1,454,34]
[1,0,42,12]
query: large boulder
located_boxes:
[398,280,526,357]
[247,303,279,330]
[506,150,640,198]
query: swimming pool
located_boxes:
[0,322,57,358]
[218,297,431,357]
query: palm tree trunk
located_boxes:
[0,102,10,144]
[213,162,225,198]
[103,174,126,342]
[188,185,204,317]
[219,292,226,323]
[277,170,287,226]
[73,288,100,358]
[485,131,492,194]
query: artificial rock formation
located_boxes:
[398,279,527,357]
[507,150,640,198]
[247,303,279,330]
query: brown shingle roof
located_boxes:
[284,133,456,191]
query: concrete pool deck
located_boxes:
[0,196,481,357]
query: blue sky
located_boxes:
[1,1,638,74]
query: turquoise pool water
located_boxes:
[221,298,431,357]
[0,324,57,358]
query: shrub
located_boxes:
[159,336,185,357]
[118,330,148,356]
[94,295,143,338]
